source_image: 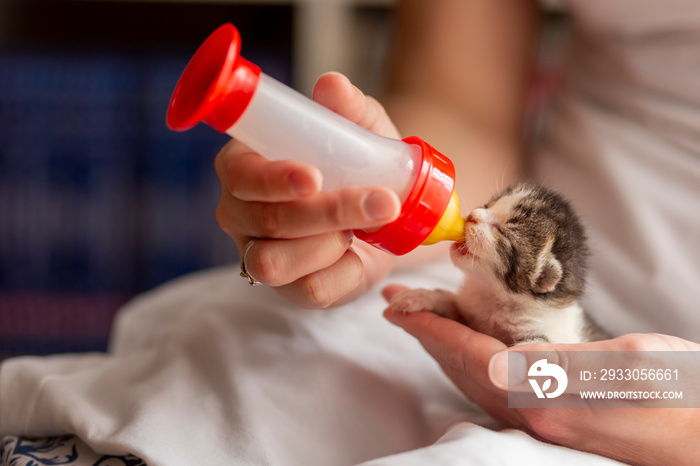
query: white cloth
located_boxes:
[533,0,700,339]
[0,262,619,465]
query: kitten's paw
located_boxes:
[389,289,439,314]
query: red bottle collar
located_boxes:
[354,137,456,256]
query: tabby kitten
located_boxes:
[390,182,606,344]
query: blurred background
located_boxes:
[0,0,566,361]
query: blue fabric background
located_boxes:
[0,48,290,360]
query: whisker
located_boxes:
[498,159,513,194]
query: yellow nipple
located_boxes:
[422,190,465,245]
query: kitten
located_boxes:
[389,182,607,345]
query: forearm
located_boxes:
[383,0,540,211]
[383,96,525,211]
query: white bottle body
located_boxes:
[226,73,421,200]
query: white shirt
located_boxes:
[533,0,700,339]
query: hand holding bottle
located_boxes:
[214,72,403,308]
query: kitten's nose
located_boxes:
[466,208,487,224]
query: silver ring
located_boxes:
[240,240,260,286]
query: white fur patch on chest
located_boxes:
[455,276,587,344]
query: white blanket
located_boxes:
[0,261,621,465]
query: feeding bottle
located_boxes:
[166,23,464,255]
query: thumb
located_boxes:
[488,334,700,407]
[312,72,400,138]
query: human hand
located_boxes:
[382,284,700,465]
[215,72,403,309]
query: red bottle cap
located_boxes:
[167,23,261,132]
[354,136,457,256]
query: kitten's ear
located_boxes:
[531,241,563,294]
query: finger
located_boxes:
[312,72,400,139]
[238,186,401,239]
[219,145,323,202]
[275,247,365,309]
[381,284,409,302]
[384,309,507,383]
[243,231,353,287]
[488,333,700,395]
[488,340,624,394]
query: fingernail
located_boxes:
[363,190,399,221]
[488,351,526,390]
[287,170,320,196]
